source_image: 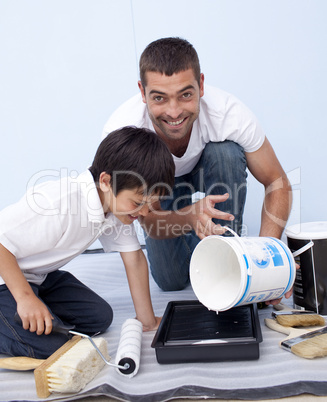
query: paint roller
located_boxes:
[4,315,143,397]
[71,318,143,377]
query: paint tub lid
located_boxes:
[285,221,327,240]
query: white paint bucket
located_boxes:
[285,221,327,314]
[190,229,296,312]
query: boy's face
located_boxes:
[98,174,160,225]
[138,68,204,144]
[107,188,160,225]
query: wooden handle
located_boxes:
[0,356,45,370]
[264,318,321,342]
[264,318,292,335]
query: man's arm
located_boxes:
[120,249,160,331]
[139,193,234,240]
[245,137,292,239]
[0,243,53,334]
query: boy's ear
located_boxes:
[138,81,146,103]
[99,172,112,192]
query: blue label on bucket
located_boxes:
[252,254,270,268]
[272,238,296,292]
[251,242,284,269]
[266,242,284,267]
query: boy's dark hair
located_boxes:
[89,126,175,196]
[139,37,201,88]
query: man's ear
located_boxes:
[138,81,146,103]
[199,73,204,98]
[99,172,112,192]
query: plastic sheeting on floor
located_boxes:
[1,252,327,402]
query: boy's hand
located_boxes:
[0,244,53,336]
[142,316,161,332]
[17,296,53,335]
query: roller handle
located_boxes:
[14,312,75,335]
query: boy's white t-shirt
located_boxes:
[102,85,266,177]
[0,170,140,285]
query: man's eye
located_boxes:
[154,96,164,102]
[182,92,192,99]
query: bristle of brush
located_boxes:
[46,337,109,393]
[276,314,325,328]
[34,338,110,397]
[291,333,327,359]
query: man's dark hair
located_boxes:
[139,37,201,87]
[89,126,175,196]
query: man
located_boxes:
[102,37,292,296]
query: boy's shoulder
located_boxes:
[13,170,95,216]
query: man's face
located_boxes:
[138,69,204,143]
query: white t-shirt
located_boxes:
[102,85,266,177]
[0,170,140,285]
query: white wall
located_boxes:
[1,0,326,237]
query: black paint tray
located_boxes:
[151,300,262,364]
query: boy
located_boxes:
[0,126,175,359]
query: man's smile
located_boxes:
[165,117,187,126]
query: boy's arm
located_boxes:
[120,249,160,331]
[0,243,53,335]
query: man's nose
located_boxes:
[166,99,182,119]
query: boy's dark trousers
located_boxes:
[0,270,113,359]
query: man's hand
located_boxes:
[188,193,234,239]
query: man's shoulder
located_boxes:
[202,84,238,109]
[201,84,256,121]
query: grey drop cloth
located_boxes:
[1,252,327,402]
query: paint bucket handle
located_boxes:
[223,227,314,259]
[222,226,239,238]
[292,240,314,258]
[222,226,253,275]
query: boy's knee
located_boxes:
[95,301,113,332]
